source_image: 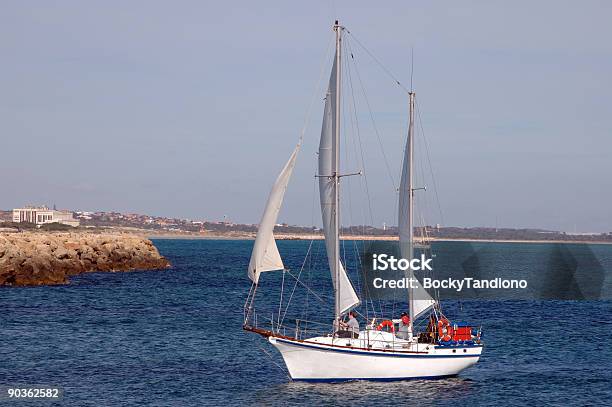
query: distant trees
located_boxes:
[39,223,74,231]
[0,221,76,232]
[0,221,36,230]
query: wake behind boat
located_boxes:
[243,20,483,382]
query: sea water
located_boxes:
[1,239,610,406]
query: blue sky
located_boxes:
[1,1,611,232]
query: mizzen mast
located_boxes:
[407,90,415,333]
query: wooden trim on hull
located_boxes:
[242,324,274,338]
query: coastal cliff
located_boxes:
[0,232,171,286]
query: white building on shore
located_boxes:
[12,206,80,227]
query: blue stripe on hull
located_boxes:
[276,338,481,359]
[434,344,484,349]
[293,374,458,383]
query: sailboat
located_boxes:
[243,21,483,382]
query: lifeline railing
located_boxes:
[243,311,469,353]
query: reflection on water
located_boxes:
[252,377,475,406]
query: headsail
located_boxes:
[399,93,436,320]
[318,53,360,315]
[248,143,300,284]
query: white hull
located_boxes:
[269,334,482,381]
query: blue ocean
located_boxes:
[1,239,611,406]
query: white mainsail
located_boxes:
[248,143,300,284]
[318,54,360,315]
[399,93,436,320]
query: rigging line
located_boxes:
[340,50,358,276]
[346,40,373,233]
[342,50,369,313]
[345,30,410,94]
[341,48,356,237]
[280,239,315,326]
[340,53,365,312]
[399,102,411,186]
[416,99,445,226]
[243,281,256,323]
[301,239,322,323]
[343,87,364,243]
[420,213,428,244]
[300,244,313,324]
[311,161,317,229]
[339,48,350,288]
[256,344,291,379]
[343,43,375,317]
[344,38,376,226]
[340,46,351,231]
[277,269,285,333]
[294,37,333,324]
[342,45,366,242]
[299,178,318,326]
[283,267,328,304]
[416,119,429,231]
[346,38,398,194]
[415,102,435,235]
[300,35,336,142]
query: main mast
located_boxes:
[407,90,415,334]
[333,20,342,325]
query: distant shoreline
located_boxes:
[2,224,610,245]
[4,210,611,245]
[144,232,612,245]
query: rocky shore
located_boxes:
[0,232,171,286]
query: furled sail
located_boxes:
[399,122,436,320]
[318,55,360,314]
[248,143,300,284]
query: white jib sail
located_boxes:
[399,126,436,320]
[248,143,300,284]
[318,54,360,315]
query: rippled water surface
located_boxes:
[1,239,610,406]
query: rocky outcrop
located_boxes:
[0,232,171,286]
